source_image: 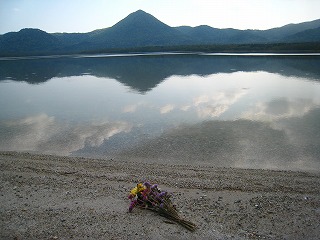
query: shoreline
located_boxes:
[1,51,320,60]
[1,151,320,239]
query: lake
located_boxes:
[1,53,320,171]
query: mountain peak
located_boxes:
[94,10,190,48]
[1,10,320,57]
[113,9,164,28]
[110,9,172,33]
[132,9,148,15]
[129,9,154,18]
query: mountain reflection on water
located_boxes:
[1,54,320,92]
[0,54,320,172]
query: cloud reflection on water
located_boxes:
[160,104,175,114]
[1,55,320,172]
[122,102,147,113]
[114,90,320,171]
[0,114,132,155]
[118,108,320,171]
[242,98,316,121]
[194,89,247,118]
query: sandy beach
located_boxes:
[0,151,319,239]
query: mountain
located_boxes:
[51,10,192,53]
[0,28,62,55]
[261,19,320,41]
[176,25,266,44]
[85,10,191,48]
[283,27,320,43]
[0,10,320,56]
[175,18,320,44]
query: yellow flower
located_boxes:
[130,183,146,196]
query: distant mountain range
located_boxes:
[1,10,320,56]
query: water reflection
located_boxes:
[0,114,132,155]
[243,98,315,121]
[0,54,320,171]
[1,54,320,93]
[194,89,248,118]
[119,108,320,172]
[117,118,306,170]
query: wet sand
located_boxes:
[1,151,320,239]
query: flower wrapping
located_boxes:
[128,182,197,231]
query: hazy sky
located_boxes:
[1,0,319,34]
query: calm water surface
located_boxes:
[1,53,320,171]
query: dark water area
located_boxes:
[1,53,320,171]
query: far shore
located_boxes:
[1,151,319,239]
[1,44,320,59]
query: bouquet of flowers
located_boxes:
[128,182,197,231]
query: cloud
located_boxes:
[123,104,138,113]
[194,89,247,118]
[123,102,148,113]
[0,114,132,155]
[193,95,210,106]
[242,98,315,121]
[180,105,191,111]
[155,89,247,118]
[197,104,230,118]
[160,104,175,114]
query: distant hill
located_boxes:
[260,19,320,41]
[0,10,320,56]
[175,25,266,44]
[0,28,62,55]
[283,27,320,42]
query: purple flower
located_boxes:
[129,200,137,212]
[144,182,151,188]
[159,191,167,197]
[151,184,158,189]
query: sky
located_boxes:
[0,0,320,34]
